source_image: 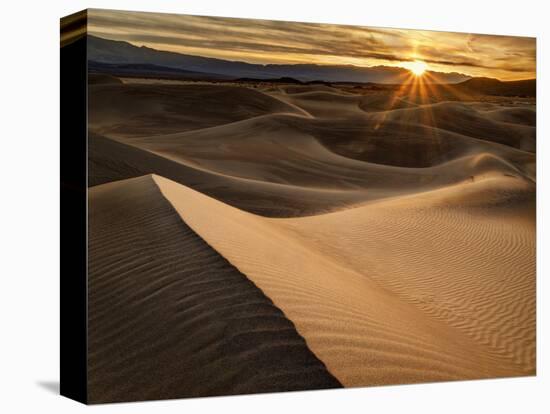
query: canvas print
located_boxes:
[60,9,536,404]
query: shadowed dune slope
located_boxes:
[483,106,536,127]
[154,175,529,387]
[88,133,373,216]
[89,126,534,218]
[269,88,417,118]
[88,83,304,138]
[373,102,535,152]
[88,84,535,199]
[87,175,341,403]
[87,81,536,228]
[132,113,535,182]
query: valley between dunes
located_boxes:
[87,76,536,402]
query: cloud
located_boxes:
[87,9,535,80]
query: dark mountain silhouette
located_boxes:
[88,60,232,80]
[456,77,536,97]
[87,35,471,84]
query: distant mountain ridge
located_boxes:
[88,60,233,80]
[456,77,536,97]
[87,35,471,84]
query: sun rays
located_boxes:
[404,60,428,77]
[371,68,470,138]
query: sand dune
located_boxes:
[88,83,534,188]
[89,133,376,216]
[373,101,536,151]
[483,106,536,127]
[277,175,536,373]
[90,125,534,221]
[87,175,341,403]
[269,88,417,117]
[88,81,536,219]
[153,174,533,386]
[86,77,536,399]
[129,112,535,186]
[88,83,304,138]
[268,91,367,118]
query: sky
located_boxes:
[88,9,536,80]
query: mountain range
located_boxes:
[87,35,471,84]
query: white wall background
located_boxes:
[0,0,547,412]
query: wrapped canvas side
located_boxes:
[60,9,88,404]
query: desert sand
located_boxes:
[153,173,534,386]
[88,175,341,403]
[87,76,536,401]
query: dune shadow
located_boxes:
[36,380,59,395]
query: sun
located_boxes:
[408,60,428,76]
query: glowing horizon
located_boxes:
[87,9,536,81]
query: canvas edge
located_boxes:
[60,8,89,405]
